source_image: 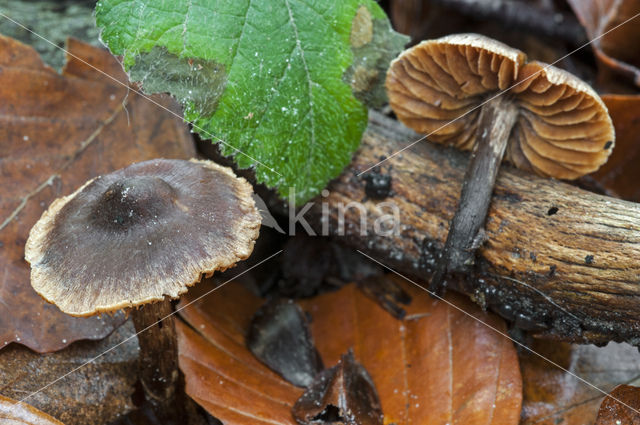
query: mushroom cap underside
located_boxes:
[25,158,261,316]
[386,33,615,179]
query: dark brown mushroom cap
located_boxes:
[386,33,615,179]
[25,159,261,316]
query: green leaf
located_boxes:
[96,0,408,203]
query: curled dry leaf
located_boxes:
[592,95,640,202]
[596,385,640,424]
[292,350,384,425]
[567,0,640,88]
[0,395,64,425]
[0,36,195,352]
[177,276,522,425]
[520,339,640,425]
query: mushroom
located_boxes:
[25,158,261,417]
[385,33,614,292]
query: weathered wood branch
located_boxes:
[307,111,640,345]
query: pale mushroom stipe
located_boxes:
[24,158,261,419]
[385,33,615,293]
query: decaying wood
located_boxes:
[307,111,640,345]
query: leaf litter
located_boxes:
[176,275,522,424]
[0,36,196,353]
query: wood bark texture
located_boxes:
[307,111,640,345]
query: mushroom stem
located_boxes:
[430,96,519,294]
[131,298,181,417]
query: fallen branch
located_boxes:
[307,111,640,345]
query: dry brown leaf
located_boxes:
[177,276,522,425]
[0,36,196,352]
[592,94,640,202]
[0,320,138,425]
[520,339,640,425]
[567,0,640,88]
[177,282,301,425]
[595,384,640,424]
[299,276,522,425]
[0,394,64,425]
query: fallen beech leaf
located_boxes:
[0,36,196,352]
[592,95,640,202]
[0,395,64,425]
[567,0,640,87]
[356,274,412,319]
[177,276,522,425]
[520,339,640,425]
[299,277,522,425]
[0,321,138,425]
[596,385,640,424]
[293,350,383,425]
[177,281,302,425]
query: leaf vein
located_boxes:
[180,0,193,56]
[283,0,317,193]
[246,43,298,149]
